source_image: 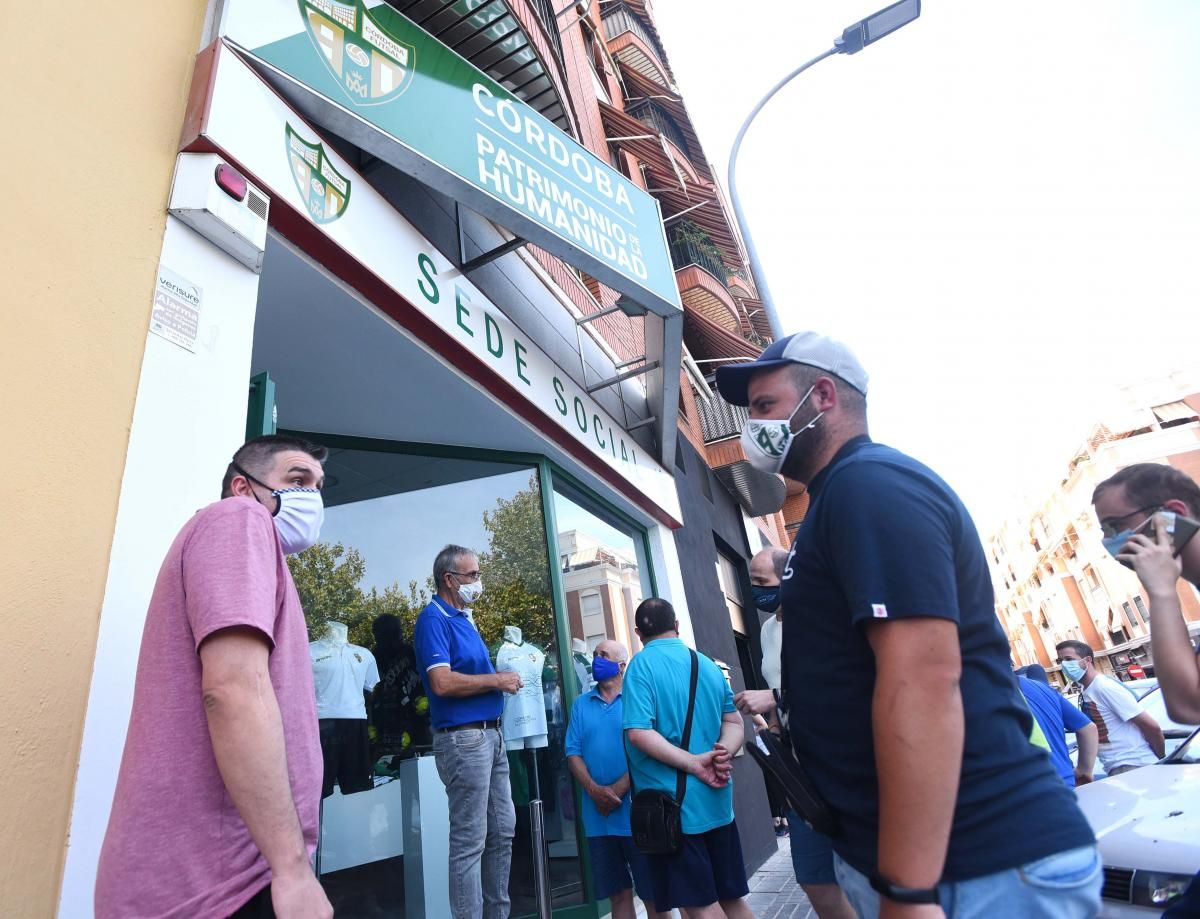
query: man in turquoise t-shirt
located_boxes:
[623,598,753,918]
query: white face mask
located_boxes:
[235,463,325,555]
[270,487,325,555]
[456,578,484,605]
[740,385,824,475]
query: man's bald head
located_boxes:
[594,639,628,663]
[750,548,789,587]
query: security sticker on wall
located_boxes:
[872,604,889,619]
[150,267,202,353]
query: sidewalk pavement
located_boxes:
[634,834,817,918]
[744,834,818,919]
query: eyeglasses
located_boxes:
[451,570,481,580]
[1098,506,1160,538]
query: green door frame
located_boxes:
[283,430,661,919]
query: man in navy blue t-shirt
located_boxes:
[415,544,522,919]
[716,332,1099,919]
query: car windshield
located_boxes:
[1140,687,1200,737]
[1167,727,1200,764]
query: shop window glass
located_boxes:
[716,552,747,636]
[554,487,649,664]
[289,444,582,917]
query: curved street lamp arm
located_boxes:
[727,47,838,341]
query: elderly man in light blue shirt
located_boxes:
[566,639,670,919]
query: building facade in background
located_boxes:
[989,377,1200,688]
[3,0,789,914]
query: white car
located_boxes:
[1075,728,1200,916]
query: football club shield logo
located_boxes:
[298,0,416,106]
[751,421,791,458]
[286,124,352,224]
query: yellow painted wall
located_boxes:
[0,1,206,911]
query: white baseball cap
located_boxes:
[715,331,869,406]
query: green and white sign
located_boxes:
[191,46,682,523]
[286,123,352,223]
[222,0,681,317]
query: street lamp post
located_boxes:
[726,0,922,340]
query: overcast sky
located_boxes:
[651,0,1200,532]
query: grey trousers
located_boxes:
[432,727,517,919]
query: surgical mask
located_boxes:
[1103,530,1134,561]
[235,464,324,555]
[752,586,781,613]
[592,656,622,682]
[270,487,325,555]
[456,578,484,605]
[740,385,824,475]
[1061,660,1086,682]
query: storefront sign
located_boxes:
[220,0,681,319]
[188,46,681,522]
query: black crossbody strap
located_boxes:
[676,649,699,806]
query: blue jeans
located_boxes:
[432,727,516,919]
[784,810,837,885]
[832,845,1102,919]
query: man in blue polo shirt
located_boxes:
[1017,673,1097,787]
[415,544,522,919]
[622,598,753,919]
[565,639,670,919]
[715,332,1100,919]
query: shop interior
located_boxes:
[250,235,652,917]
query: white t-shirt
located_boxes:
[760,615,783,691]
[1081,674,1159,770]
[310,640,380,720]
[496,641,547,740]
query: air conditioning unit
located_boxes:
[168,153,269,272]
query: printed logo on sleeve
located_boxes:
[872,604,889,619]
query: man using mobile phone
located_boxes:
[1093,462,1200,916]
[1092,464,1200,724]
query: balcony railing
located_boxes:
[696,388,749,443]
[670,235,728,284]
[528,0,566,68]
[626,100,689,158]
[601,5,667,64]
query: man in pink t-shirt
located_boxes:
[96,435,331,919]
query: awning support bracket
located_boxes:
[456,201,526,271]
[585,360,661,394]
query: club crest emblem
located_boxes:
[751,422,790,458]
[286,124,352,224]
[298,0,415,106]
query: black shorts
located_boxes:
[228,884,273,918]
[646,819,750,911]
[319,718,373,798]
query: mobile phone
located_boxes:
[1138,511,1200,557]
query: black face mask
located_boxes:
[752,585,781,612]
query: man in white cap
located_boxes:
[715,333,1100,919]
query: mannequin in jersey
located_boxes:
[495,625,548,751]
[570,637,594,695]
[310,619,380,797]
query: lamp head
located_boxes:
[836,0,921,55]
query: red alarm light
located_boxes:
[214,163,248,202]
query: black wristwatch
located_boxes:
[868,874,940,905]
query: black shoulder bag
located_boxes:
[628,649,698,855]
